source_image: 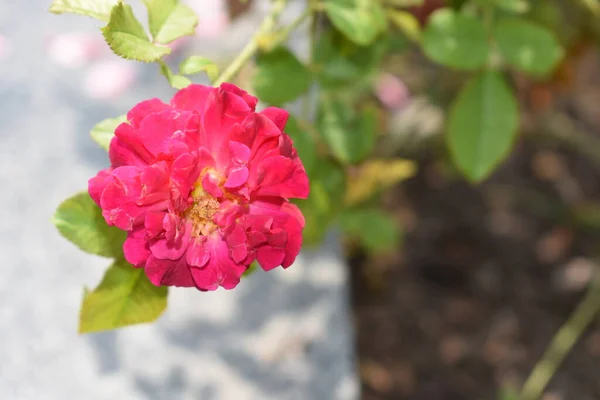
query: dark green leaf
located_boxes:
[79,260,168,333]
[318,99,375,164]
[90,114,127,151]
[49,0,118,21]
[102,3,171,62]
[297,159,346,245]
[495,18,563,76]
[142,0,198,44]
[53,192,126,258]
[447,70,519,182]
[284,115,317,176]
[313,30,389,90]
[324,0,387,46]
[253,47,312,106]
[179,56,219,82]
[340,208,401,251]
[422,8,488,70]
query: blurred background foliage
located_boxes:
[50,0,600,398]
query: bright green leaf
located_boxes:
[318,99,375,164]
[159,61,192,89]
[324,0,387,46]
[284,115,317,175]
[90,114,127,151]
[243,261,258,277]
[495,18,564,76]
[49,0,118,21]
[53,192,126,258]
[102,3,171,62]
[447,70,519,182]
[79,260,168,333]
[142,0,198,44]
[388,9,421,42]
[340,208,401,251]
[253,48,312,106]
[422,8,488,70]
[179,56,219,82]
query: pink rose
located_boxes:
[89,83,309,291]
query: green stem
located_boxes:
[213,0,288,86]
[520,272,600,400]
[267,9,312,51]
[301,10,318,120]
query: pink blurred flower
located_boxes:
[84,60,137,100]
[187,0,230,39]
[375,73,411,111]
[0,35,12,61]
[46,32,104,68]
[89,83,309,291]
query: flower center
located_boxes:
[185,196,219,237]
[185,170,222,237]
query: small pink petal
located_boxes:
[375,73,411,111]
[224,166,249,188]
[123,228,150,266]
[186,240,210,267]
[257,246,286,271]
[0,35,12,61]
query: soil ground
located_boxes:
[350,48,600,400]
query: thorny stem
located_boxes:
[520,272,600,400]
[213,0,292,86]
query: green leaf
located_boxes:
[324,0,387,46]
[142,0,198,44]
[49,0,118,21]
[313,30,389,91]
[297,159,346,245]
[384,0,424,6]
[90,114,127,151]
[495,18,563,76]
[243,261,258,277]
[284,115,317,176]
[422,8,488,70]
[53,192,126,258]
[497,386,520,400]
[79,260,168,333]
[179,56,219,82]
[388,9,422,42]
[491,0,529,13]
[317,99,375,164]
[102,3,171,62]
[447,70,519,182]
[340,208,401,251]
[253,48,312,106]
[159,61,192,89]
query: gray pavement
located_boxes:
[0,1,358,399]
